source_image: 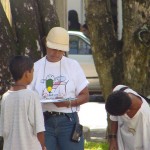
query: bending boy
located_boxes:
[105,85,150,150]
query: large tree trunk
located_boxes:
[0,0,60,92]
[85,0,150,137]
[85,0,122,100]
[9,0,60,60]
[0,2,16,96]
[122,0,150,95]
[85,0,150,97]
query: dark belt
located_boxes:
[43,111,72,121]
[44,111,66,116]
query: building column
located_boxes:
[55,0,68,29]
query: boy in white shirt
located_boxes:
[106,85,150,150]
[0,56,46,150]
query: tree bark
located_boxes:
[122,0,150,95]
[36,0,60,55]
[85,0,150,97]
[9,0,60,60]
[37,0,59,35]
[9,0,43,61]
[0,2,16,96]
[0,0,60,94]
[85,0,122,100]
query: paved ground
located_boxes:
[78,102,107,142]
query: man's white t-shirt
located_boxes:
[0,89,45,150]
[29,56,89,113]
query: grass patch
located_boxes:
[84,140,109,150]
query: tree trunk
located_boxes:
[0,2,16,96]
[37,0,59,35]
[9,0,43,61]
[85,0,150,97]
[0,0,60,93]
[122,0,150,95]
[85,0,122,100]
[85,0,150,137]
[36,0,60,55]
[9,0,60,60]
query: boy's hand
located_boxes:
[109,138,118,150]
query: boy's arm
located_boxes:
[37,132,46,150]
[110,120,118,135]
[109,120,118,150]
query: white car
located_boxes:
[68,31,102,101]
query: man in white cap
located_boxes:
[105,85,150,150]
[29,27,89,150]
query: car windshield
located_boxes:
[69,32,92,55]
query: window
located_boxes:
[69,35,92,55]
[69,35,78,54]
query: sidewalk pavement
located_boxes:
[78,102,107,142]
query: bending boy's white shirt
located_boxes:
[110,86,150,150]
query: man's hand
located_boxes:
[53,101,69,107]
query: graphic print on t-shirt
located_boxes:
[42,74,69,99]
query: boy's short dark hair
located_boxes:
[105,91,132,116]
[9,55,33,81]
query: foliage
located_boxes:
[84,141,109,150]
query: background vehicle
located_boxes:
[68,31,104,102]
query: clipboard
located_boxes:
[40,97,77,103]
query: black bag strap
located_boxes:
[138,94,150,104]
[119,86,150,104]
[119,86,129,92]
